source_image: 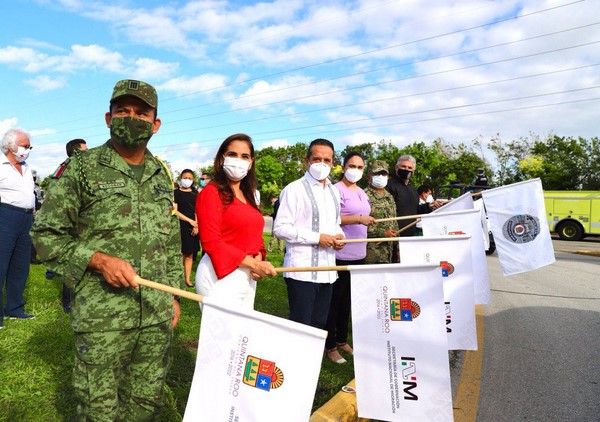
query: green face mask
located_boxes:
[110,116,154,149]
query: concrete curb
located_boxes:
[310,379,369,421]
[555,249,600,257]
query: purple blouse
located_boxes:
[335,181,371,260]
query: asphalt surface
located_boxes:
[475,237,600,421]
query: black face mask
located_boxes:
[396,168,412,180]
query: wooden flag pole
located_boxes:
[275,220,419,272]
[274,265,349,273]
[134,276,204,303]
[374,214,420,223]
[339,219,418,242]
[373,191,486,223]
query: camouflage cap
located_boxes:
[110,79,157,108]
[369,159,389,174]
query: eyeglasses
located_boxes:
[21,145,33,150]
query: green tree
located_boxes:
[445,143,488,187]
[486,135,531,185]
[531,135,600,190]
[254,154,284,200]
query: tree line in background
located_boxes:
[40,134,598,215]
[232,134,598,213]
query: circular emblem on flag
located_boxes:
[271,367,284,389]
[502,214,540,243]
[411,301,421,319]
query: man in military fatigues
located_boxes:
[364,160,398,264]
[31,80,183,421]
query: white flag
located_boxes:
[184,297,326,422]
[350,264,453,422]
[432,191,474,213]
[399,236,477,350]
[434,190,491,250]
[420,209,491,304]
[482,178,555,276]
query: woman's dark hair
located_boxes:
[213,133,258,209]
[342,151,364,168]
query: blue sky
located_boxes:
[1,0,598,177]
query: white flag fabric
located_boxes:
[481,178,555,276]
[399,236,477,350]
[184,297,326,422]
[434,190,491,250]
[420,209,491,304]
[350,264,453,422]
[432,191,474,213]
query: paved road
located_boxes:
[475,240,600,421]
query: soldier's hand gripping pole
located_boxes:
[133,276,204,303]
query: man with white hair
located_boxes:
[0,128,36,329]
[386,154,441,238]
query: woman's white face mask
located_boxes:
[223,156,251,181]
[344,168,363,184]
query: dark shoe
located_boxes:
[45,270,55,280]
[8,313,35,320]
[63,304,71,313]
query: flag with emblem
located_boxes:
[481,178,555,276]
[434,190,492,250]
[420,208,491,304]
[183,297,326,422]
[398,235,477,350]
[350,263,452,421]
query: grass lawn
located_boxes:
[0,234,355,421]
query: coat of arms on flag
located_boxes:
[390,298,421,321]
[243,356,284,391]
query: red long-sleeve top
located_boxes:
[196,184,266,279]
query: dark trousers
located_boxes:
[0,206,33,320]
[285,277,333,329]
[325,258,364,349]
[62,284,71,310]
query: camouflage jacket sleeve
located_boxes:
[31,153,96,285]
[31,142,183,290]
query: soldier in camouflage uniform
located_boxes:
[31,80,184,421]
[364,160,398,264]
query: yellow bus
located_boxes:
[544,191,600,240]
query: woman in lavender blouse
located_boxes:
[325,152,375,364]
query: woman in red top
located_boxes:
[195,133,276,309]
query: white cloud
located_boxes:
[131,58,179,81]
[0,118,19,138]
[158,74,229,97]
[24,75,67,92]
[17,38,66,52]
